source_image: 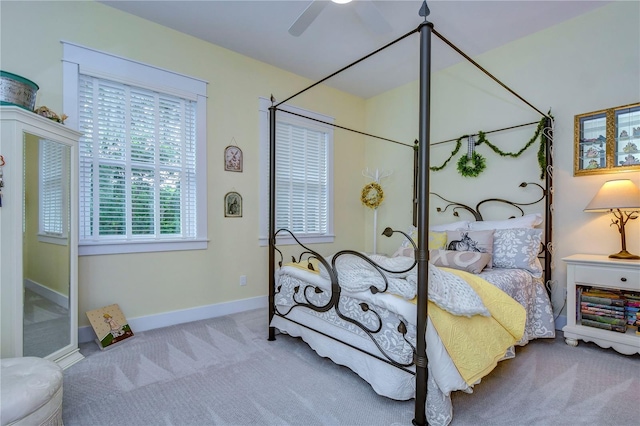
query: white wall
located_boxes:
[365,1,640,320]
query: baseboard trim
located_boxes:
[24,279,69,308]
[78,295,268,343]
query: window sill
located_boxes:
[79,238,209,256]
[38,234,68,246]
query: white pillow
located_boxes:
[426,264,490,317]
[468,213,542,231]
[429,220,471,232]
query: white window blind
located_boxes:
[40,140,67,238]
[275,122,328,235]
[78,75,197,243]
[258,97,334,245]
[62,41,208,255]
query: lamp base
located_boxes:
[609,250,640,260]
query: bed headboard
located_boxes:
[428,179,553,294]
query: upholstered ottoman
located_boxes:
[0,357,63,426]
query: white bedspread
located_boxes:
[318,253,490,318]
[273,253,555,426]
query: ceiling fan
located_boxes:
[288,0,393,37]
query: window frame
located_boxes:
[258,97,334,246]
[62,41,208,255]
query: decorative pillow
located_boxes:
[427,264,490,317]
[492,228,543,275]
[429,231,447,250]
[398,227,446,248]
[392,246,414,258]
[469,213,543,231]
[394,231,447,257]
[445,229,495,268]
[429,249,492,274]
[400,226,418,248]
[430,220,471,232]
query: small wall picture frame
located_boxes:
[224,144,243,172]
[224,191,242,217]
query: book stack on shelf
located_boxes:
[624,292,640,335]
[579,287,627,333]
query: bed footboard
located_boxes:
[271,227,419,369]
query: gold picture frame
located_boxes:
[224,191,242,217]
[224,145,243,172]
[574,102,640,176]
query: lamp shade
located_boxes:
[584,179,640,212]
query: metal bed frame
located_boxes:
[267,2,554,424]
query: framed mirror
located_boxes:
[23,135,72,358]
[574,102,640,175]
[0,106,83,368]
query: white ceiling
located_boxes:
[100,0,609,99]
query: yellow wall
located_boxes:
[3,1,638,328]
[1,0,367,327]
[364,1,640,310]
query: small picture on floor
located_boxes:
[86,304,134,350]
[224,191,242,217]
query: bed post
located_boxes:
[544,116,554,291]
[268,99,277,341]
[414,2,432,425]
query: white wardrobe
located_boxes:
[0,106,84,369]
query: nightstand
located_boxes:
[563,254,640,355]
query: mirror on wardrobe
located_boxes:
[22,134,72,358]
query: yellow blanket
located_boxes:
[283,258,320,274]
[411,267,526,385]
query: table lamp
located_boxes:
[584,179,640,259]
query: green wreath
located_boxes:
[457,152,486,177]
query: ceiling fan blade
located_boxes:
[353,1,392,35]
[288,1,328,37]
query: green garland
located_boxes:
[430,135,465,171]
[457,151,486,177]
[430,115,550,178]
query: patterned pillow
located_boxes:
[469,213,542,231]
[492,228,543,275]
[445,229,495,268]
[429,249,492,274]
[395,230,447,257]
[428,264,490,317]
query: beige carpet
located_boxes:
[62,308,639,425]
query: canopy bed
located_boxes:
[267,2,555,425]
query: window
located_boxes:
[259,97,334,245]
[39,140,68,245]
[63,42,208,255]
